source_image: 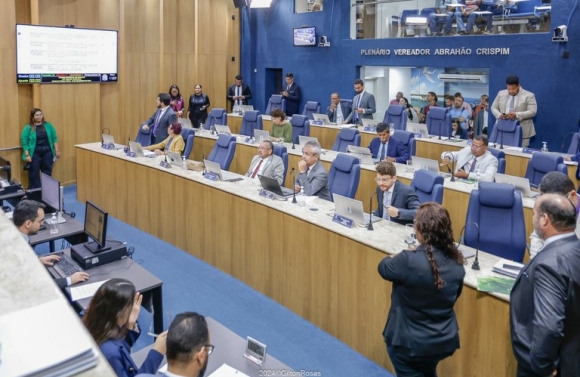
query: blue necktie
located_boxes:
[379,143,386,161]
[383,191,391,220]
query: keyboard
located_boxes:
[53,252,83,277]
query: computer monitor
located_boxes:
[0,156,11,182]
[41,173,61,213]
[84,201,110,253]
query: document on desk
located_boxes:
[70,279,110,301]
[477,275,515,296]
[208,363,250,377]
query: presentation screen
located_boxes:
[293,27,316,47]
[16,24,118,84]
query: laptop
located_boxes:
[298,135,319,148]
[102,134,125,150]
[312,113,331,125]
[165,151,183,167]
[214,125,233,135]
[411,156,451,178]
[258,175,295,197]
[406,123,430,138]
[238,105,254,114]
[203,159,241,182]
[177,118,192,128]
[128,141,156,157]
[333,193,381,225]
[494,173,540,198]
[253,129,270,142]
[346,146,376,165]
[361,118,381,128]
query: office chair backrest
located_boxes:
[240,110,263,137]
[265,95,286,114]
[488,119,522,148]
[567,133,580,155]
[426,107,452,138]
[302,101,321,120]
[181,128,196,159]
[331,128,361,152]
[290,115,310,144]
[383,105,408,131]
[208,134,237,170]
[204,108,227,130]
[328,154,361,200]
[464,182,527,262]
[410,169,444,204]
[273,144,289,185]
[390,130,416,157]
[136,126,152,147]
[524,152,567,187]
[488,148,506,175]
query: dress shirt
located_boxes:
[382,187,393,220]
[236,85,242,106]
[336,105,344,124]
[251,156,270,180]
[165,371,188,377]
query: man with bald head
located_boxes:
[510,194,580,377]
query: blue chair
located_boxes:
[180,128,195,159]
[301,101,321,120]
[488,119,522,148]
[273,144,289,185]
[135,126,152,147]
[464,182,527,262]
[410,169,444,204]
[240,110,263,137]
[426,107,452,138]
[207,134,236,170]
[524,152,567,188]
[204,108,227,130]
[331,129,361,152]
[290,115,310,144]
[488,148,506,174]
[391,130,416,157]
[265,95,286,114]
[328,154,361,200]
[382,105,407,131]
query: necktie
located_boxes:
[237,86,241,106]
[251,159,263,178]
[508,95,515,111]
[383,191,391,220]
[152,110,162,136]
[354,95,362,123]
[379,143,386,161]
[469,158,478,173]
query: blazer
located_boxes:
[378,245,465,357]
[345,91,376,123]
[296,160,331,201]
[146,134,185,155]
[100,329,164,377]
[373,181,420,225]
[440,147,498,182]
[510,234,580,377]
[21,122,59,160]
[368,137,410,163]
[284,83,302,116]
[491,87,537,139]
[246,154,285,186]
[227,83,253,107]
[143,107,178,142]
[325,102,352,123]
[474,109,489,135]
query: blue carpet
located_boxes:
[38,186,394,377]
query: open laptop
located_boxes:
[346,145,375,165]
[494,173,541,198]
[333,193,381,225]
[128,141,156,157]
[102,134,125,150]
[411,156,451,178]
[253,129,270,142]
[361,118,381,129]
[203,159,241,182]
[258,175,295,197]
[214,125,233,135]
[406,123,430,138]
[165,151,183,167]
[298,135,319,148]
[238,105,254,114]
[312,113,331,125]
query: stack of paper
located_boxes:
[208,363,250,377]
[492,259,524,279]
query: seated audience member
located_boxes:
[390,92,403,105]
[13,200,89,288]
[246,140,285,185]
[378,202,465,377]
[444,95,454,109]
[529,172,580,258]
[146,122,185,156]
[420,91,438,123]
[136,312,213,377]
[400,97,420,123]
[373,161,420,225]
[83,278,167,377]
[270,108,292,143]
[295,141,331,201]
[451,118,466,139]
[455,92,473,119]
[326,92,352,124]
[368,123,410,163]
[474,94,490,135]
[464,0,493,34]
[428,0,453,36]
[440,135,498,181]
[449,96,469,129]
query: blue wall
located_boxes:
[240,0,579,149]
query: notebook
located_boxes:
[406,123,430,138]
[238,105,254,114]
[333,193,381,225]
[129,141,156,157]
[258,175,295,197]
[411,156,451,178]
[312,113,331,125]
[494,173,540,198]
[165,151,184,167]
[101,134,125,149]
[214,125,233,135]
[361,118,381,128]
[203,159,241,182]
[298,135,319,148]
[346,146,376,165]
[253,129,270,142]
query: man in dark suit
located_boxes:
[282,72,302,116]
[326,92,352,124]
[344,78,376,125]
[510,194,580,377]
[294,141,331,201]
[367,123,410,163]
[227,74,252,111]
[141,93,178,144]
[372,161,420,225]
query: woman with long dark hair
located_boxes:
[399,97,420,123]
[378,203,465,377]
[168,84,184,117]
[187,84,210,129]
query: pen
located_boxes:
[502,264,521,271]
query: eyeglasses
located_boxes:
[375,177,393,183]
[203,344,215,355]
[258,146,271,150]
[471,144,485,150]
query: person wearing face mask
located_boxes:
[187,84,211,129]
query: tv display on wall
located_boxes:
[293,26,316,47]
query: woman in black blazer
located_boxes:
[378,203,465,377]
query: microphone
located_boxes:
[458,222,480,270]
[367,191,377,231]
[290,168,297,204]
[202,154,207,176]
[438,118,442,140]
[442,151,455,182]
[291,137,296,150]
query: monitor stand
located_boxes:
[84,241,112,253]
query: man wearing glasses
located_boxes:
[373,161,420,225]
[440,135,498,182]
[245,140,285,186]
[295,140,331,201]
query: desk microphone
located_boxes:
[442,151,455,182]
[459,222,480,270]
[202,154,207,175]
[291,137,296,150]
[438,119,442,140]
[290,168,297,203]
[367,191,377,231]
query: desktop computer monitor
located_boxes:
[0,156,11,182]
[84,201,110,253]
[41,173,61,213]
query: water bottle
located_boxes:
[475,168,481,189]
[181,156,188,173]
[49,214,59,235]
[298,186,306,207]
[541,142,548,152]
[233,104,239,114]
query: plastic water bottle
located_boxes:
[475,168,482,189]
[181,156,188,173]
[233,104,239,114]
[49,214,59,235]
[541,142,548,152]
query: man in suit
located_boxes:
[510,194,580,377]
[246,140,285,186]
[474,94,490,135]
[491,75,537,147]
[227,74,252,112]
[137,311,212,377]
[344,79,376,125]
[141,93,178,144]
[294,141,331,201]
[367,123,410,163]
[282,73,302,116]
[373,161,420,225]
[440,134,498,182]
[326,92,351,124]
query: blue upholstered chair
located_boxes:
[464,182,527,262]
[290,115,310,144]
[265,95,286,114]
[391,130,416,157]
[328,154,361,200]
[240,110,263,137]
[204,108,228,130]
[273,144,289,185]
[207,134,236,170]
[524,152,567,188]
[488,119,522,148]
[410,169,444,204]
[488,148,506,174]
[426,107,452,138]
[135,126,152,147]
[331,129,361,152]
[301,101,321,120]
[382,105,408,131]
[180,128,195,159]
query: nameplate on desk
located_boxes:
[467,139,473,146]
[245,137,255,144]
[159,160,171,169]
[203,172,219,181]
[364,126,377,132]
[522,148,537,154]
[332,214,354,228]
[413,133,423,139]
[259,189,275,199]
[125,151,137,158]
[101,144,115,150]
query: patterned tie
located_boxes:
[251,159,263,178]
[383,191,391,220]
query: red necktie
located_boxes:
[251,159,263,178]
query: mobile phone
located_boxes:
[53,156,59,162]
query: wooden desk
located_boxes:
[29,213,87,252]
[76,143,518,376]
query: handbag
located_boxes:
[23,162,31,170]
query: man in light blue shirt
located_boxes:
[449,95,469,129]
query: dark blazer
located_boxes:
[326,102,352,123]
[284,83,302,116]
[373,181,420,225]
[143,107,177,142]
[378,245,465,357]
[296,160,331,201]
[100,329,164,377]
[368,137,409,163]
[510,234,580,377]
[227,83,252,109]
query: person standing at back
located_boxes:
[282,73,302,116]
[344,79,376,125]
[227,74,252,112]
